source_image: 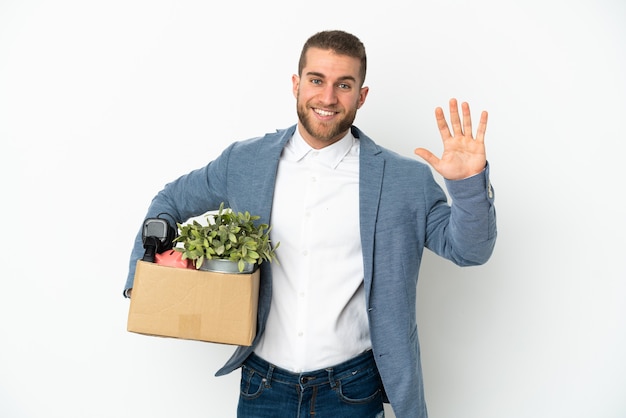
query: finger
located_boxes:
[462,102,473,139]
[475,110,488,143]
[448,98,462,137]
[435,107,452,139]
[414,147,440,168]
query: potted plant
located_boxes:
[172,203,279,273]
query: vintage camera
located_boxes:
[141,214,177,263]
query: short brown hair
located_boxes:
[298,30,367,86]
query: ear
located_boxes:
[357,86,369,109]
[292,74,300,99]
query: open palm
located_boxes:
[415,98,488,180]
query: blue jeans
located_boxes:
[237,350,385,418]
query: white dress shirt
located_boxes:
[254,128,372,372]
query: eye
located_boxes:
[311,79,322,85]
[338,83,351,90]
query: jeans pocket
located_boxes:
[335,367,382,405]
[239,365,268,400]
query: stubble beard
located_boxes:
[296,96,358,144]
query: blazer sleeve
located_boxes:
[122,143,236,294]
[425,163,497,266]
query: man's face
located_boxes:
[292,47,369,149]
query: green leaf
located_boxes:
[173,201,280,268]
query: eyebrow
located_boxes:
[305,71,357,83]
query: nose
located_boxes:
[319,84,338,105]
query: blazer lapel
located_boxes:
[241,127,294,225]
[355,128,384,304]
[250,125,384,304]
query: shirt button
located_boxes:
[298,331,304,337]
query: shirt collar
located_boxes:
[287,127,357,169]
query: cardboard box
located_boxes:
[127,260,260,346]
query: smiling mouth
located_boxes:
[313,108,337,117]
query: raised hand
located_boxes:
[414,98,488,180]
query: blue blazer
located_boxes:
[125,125,497,418]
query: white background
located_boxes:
[1,1,625,417]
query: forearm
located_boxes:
[444,162,497,264]
[123,151,232,295]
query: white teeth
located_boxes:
[315,109,335,116]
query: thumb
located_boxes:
[414,148,439,168]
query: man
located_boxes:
[124,30,496,418]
